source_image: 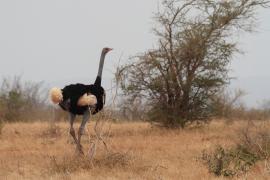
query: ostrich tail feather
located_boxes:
[49,87,63,104]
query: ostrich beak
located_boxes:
[108,48,113,51]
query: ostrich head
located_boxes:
[102,47,113,55]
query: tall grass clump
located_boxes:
[49,152,133,174]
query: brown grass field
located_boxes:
[0,119,270,180]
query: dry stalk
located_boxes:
[86,55,122,162]
[86,113,112,162]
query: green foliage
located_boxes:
[202,145,259,177]
[202,127,270,177]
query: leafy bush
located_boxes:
[0,76,48,122]
[202,126,270,177]
[202,145,259,177]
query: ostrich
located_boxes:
[50,47,112,154]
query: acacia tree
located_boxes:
[119,0,269,127]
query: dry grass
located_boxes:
[0,119,270,179]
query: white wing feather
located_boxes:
[77,93,97,106]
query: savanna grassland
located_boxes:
[0,120,270,180]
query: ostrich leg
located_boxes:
[69,113,82,153]
[77,110,90,154]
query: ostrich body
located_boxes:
[59,83,105,115]
[50,47,112,154]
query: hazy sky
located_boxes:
[0,0,269,106]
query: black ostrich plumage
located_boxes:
[59,77,105,115]
[57,47,112,115]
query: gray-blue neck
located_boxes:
[94,51,106,86]
[97,52,106,78]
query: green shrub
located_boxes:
[202,145,259,177]
[202,127,270,177]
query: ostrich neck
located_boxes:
[98,52,106,78]
[94,52,106,86]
